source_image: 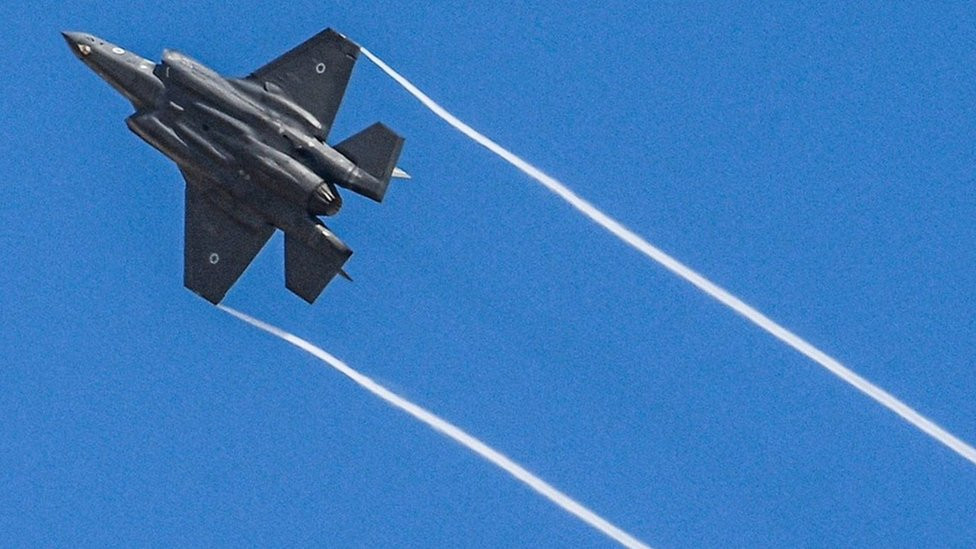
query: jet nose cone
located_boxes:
[62,31,94,58]
[61,31,85,45]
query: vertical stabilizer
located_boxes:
[334,122,404,202]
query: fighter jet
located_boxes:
[62,28,408,304]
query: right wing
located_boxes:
[248,28,359,139]
[182,170,274,304]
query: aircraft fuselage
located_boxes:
[65,33,386,230]
[63,29,405,304]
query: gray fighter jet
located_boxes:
[63,28,408,304]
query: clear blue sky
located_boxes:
[2,2,975,547]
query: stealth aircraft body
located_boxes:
[63,28,407,304]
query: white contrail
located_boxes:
[218,305,651,549]
[359,47,976,467]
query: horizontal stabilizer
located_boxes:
[392,167,411,179]
[334,122,404,202]
[285,227,352,303]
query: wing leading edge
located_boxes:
[248,28,359,139]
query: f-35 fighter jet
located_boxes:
[63,28,408,304]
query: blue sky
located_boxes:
[2,2,975,547]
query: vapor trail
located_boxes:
[218,305,651,549]
[359,48,976,467]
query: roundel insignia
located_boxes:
[209,253,220,265]
[315,62,326,74]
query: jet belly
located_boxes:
[238,136,342,217]
[154,51,386,215]
[126,99,241,171]
[139,91,341,223]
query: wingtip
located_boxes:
[392,167,411,180]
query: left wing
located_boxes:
[182,170,274,304]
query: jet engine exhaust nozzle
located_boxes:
[308,182,342,216]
